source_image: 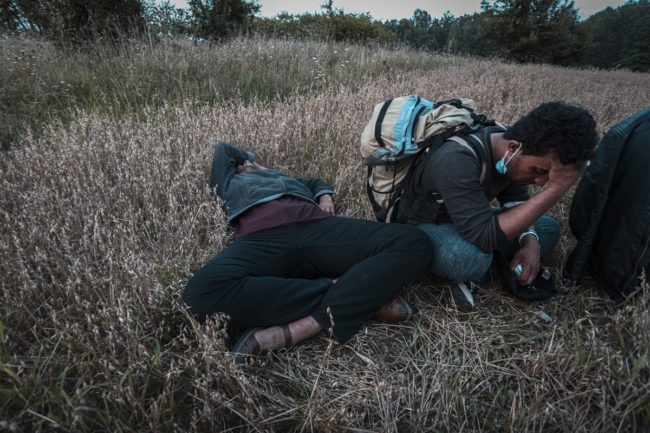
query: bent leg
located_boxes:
[183,226,334,328]
[293,217,433,343]
[417,223,493,282]
[535,214,561,257]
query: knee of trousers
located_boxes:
[182,276,206,319]
[432,243,493,282]
[182,272,234,321]
[535,214,561,255]
[391,226,434,267]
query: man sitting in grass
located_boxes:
[184,142,432,362]
[392,102,599,310]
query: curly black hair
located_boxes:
[503,101,598,165]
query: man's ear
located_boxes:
[507,140,523,153]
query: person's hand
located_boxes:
[546,158,586,193]
[318,194,335,215]
[511,238,541,285]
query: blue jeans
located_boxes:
[417,213,560,282]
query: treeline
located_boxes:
[1,0,649,71]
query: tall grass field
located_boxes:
[1,35,650,432]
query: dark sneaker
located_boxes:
[449,281,476,312]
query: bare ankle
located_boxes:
[254,316,323,351]
[253,326,286,350]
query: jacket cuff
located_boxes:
[245,151,256,163]
[314,189,335,200]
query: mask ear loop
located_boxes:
[496,143,523,174]
[505,143,523,165]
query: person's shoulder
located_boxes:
[419,139,482,188]
[427,139,481,167]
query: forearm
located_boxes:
[497,186,566,241]
[210,142,253,190]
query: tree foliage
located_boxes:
[384,10,454,51]
[145,0,192,36]
[580,0,650,71]
[480,0,584,65]
[2,0,145,40]
[254,10,394,44]
[187,0,259,39]
[445,13,495,56]
[1,0,648,72]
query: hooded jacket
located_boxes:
[209,142,334,221]
[564,107,650,301]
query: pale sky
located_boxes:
[172,0,629,21]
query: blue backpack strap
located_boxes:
[393,96,420,155]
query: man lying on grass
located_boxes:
[184,142,432,362]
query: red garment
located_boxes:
[233,196,332,240]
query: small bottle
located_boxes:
[514,264,523,277]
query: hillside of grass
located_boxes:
[1,35,650,432]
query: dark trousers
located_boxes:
[183,216,432,343]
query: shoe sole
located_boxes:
[450,282,475,312]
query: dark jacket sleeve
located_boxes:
[209,142,256,198]
[425,145,505,252]
[297,178,335,200]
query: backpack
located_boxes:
[360,95,498,222]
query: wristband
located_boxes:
[518,230,539,246]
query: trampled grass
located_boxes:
[1,35,650,432]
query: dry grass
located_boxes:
[1,36,650,432]
[0,34,461,150]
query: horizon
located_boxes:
[170,0,630,21]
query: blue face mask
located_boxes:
[495,144,522,174]
[495,158,508,174]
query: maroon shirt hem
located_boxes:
[233,196,332,240]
